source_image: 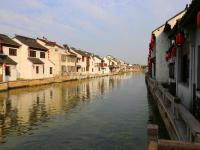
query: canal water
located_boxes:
[0,73,168,150]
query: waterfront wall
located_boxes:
[146,75,200,142]
[147,124,200,150]
[0,73,120,92]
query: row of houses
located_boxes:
[0,34,130,82]
[147,0,200,119]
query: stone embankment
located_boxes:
[146,75,200,149]
[0,73,122,92]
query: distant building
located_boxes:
[70,48,89,74]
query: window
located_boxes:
[0,44,3,54]
[50,90,53,99]
[5,66,10,76]
[61,55,66,62]
[169,63,175,79]
[30,50,36,57]
[43,66,45,74]
[181,54,189,84]
[50,67,53,74]
[40,52,45,58]
[197,46,200,89]
[62,65,66,73]
[82,56,84,62]
[9,48,17,56]
[36,66,39,74]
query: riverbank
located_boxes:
[0,72,131,92]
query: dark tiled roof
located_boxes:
[37,38,63,49]
[28,57,44,64]
[0,34,20,48]
[94,55,103,60]
[73,49,90,57]
[0,55,17,65]
[169,0,200,37]
[68,50,77,57]
[180,0,200,27]
[15,35,48,51]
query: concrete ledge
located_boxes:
[8,80,28,88]
[0,82,8,91]
[158,139,200,150]
[0,73,119,91]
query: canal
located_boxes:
[0,73,168,150]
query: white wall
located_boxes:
[153,11,185,83]
[93,57,102,74]
[2,46,18,81]
[37,40,63,76]
[13,38,54,79]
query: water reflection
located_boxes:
[0,75,129,143]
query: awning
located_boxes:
[0,55,17,65]
[28,57,44,64]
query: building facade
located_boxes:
[13,35,54,79]
[0,34,20,82]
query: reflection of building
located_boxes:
[0,74,126,139]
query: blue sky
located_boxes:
[0,0,191,64]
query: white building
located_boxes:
[169,1,200,111]
[151,10,186,83]
[102,57,111,74]
[0,34,20,82]
[66,50,77,74]
[13,35,55,79]
[37,38,67,76]
[70,49,94,75]
[93,55,103,74]
[69,48,88,74]
[104,55,119,73]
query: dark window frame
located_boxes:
[9,48,17,56]
[0,44,3,54]
[181,54,189,85]
[169,62,175,79]
[30,50,36,57]
[5,66,10,76]
[40,52,45,58]
[36,66,39,74]
[50,67,53,74]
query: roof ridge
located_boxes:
[15,34,36,40]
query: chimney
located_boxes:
[63,44,70,51]
[43,36,47,40]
